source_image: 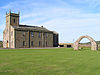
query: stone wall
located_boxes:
[9,26,15,48]
[15,30,53,48]
[79,44,100,48]
[15,30,29,48]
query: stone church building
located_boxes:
[3,11,58,48]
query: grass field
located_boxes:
[0,48,100,75]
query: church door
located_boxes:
[7,41,8,48]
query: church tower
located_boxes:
[3,10,20,48]
[6,10,19,27]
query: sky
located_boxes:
[0,0,100,43]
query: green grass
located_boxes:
[0,48,100,75]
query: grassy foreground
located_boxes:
[0,48,100,75]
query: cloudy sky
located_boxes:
[0,0,100,43]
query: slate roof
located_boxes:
[13,25,52,32]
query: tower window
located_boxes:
[13,19,16,23]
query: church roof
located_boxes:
[13,25,53,33]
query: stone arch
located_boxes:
[74,35,98,50]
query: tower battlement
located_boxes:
[6,10,19,27]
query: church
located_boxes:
[3,11,58,48]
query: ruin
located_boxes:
[74,35,98,50]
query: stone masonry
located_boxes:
[3,11,59,48]
[74,35,98,50]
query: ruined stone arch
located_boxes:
[74,35,98,50]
